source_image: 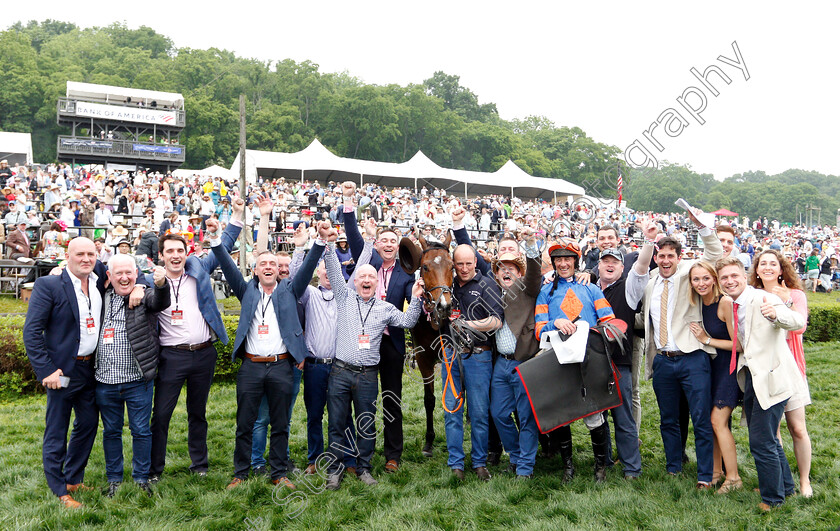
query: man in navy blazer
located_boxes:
[24,238,108,508]
[210,217,326,489]
[341,181,414,472]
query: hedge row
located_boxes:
[2,305,839,400]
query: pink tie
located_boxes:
[729,303,739,374]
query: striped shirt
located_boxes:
[95,291,142,384]
[535,277,614,339]
[324,243,421,366]
[495,320,517,355]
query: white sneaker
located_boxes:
[358,471,378,486]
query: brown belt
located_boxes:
[245,352,290,362]
[657,350,686,358]
[76,355,93,362]
[169,341,214,352]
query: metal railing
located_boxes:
[57,136,186,163]
[57,97,186,128]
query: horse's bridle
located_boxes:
[419,246,456,324]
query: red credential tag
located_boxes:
[258,324,269,340]
[86,317,96,335]
[103,328,115,344]
[358,334,370,350]
[171,310,184,326]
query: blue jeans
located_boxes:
[442,349,492,470]
[326,364,379,473]
[610,365,642,477]
[303,360,356,467]
[490,357,538,476]
[651,350,713,481]
[251,366,301,468]
[96,379,154,483]
[743,372,794,506]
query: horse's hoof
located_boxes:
[422,447,434,458]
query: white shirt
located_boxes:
[732,285,757,360]
[158,274,211,346]
[650,276,679,351]
[245,286,287,356]
[67,269,102,357]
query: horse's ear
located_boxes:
[442,229,452,250]
[417,233,428,251]
[399,237,421,275]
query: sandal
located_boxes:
[716,477,743,494]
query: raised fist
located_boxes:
[205,218,220,235]
[153,266,167,287]
[451,206,466,223]
[232,197,245,215]
[342,181,356,198]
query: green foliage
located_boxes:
[627,163,840,223]
[0,20,625,189]
[803,296,840,343]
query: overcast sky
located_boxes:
[6,1,839,179]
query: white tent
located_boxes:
[230,138,585,200]
[0,132,34,166]
[172,164,233,180]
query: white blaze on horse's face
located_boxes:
[434,256,442,265]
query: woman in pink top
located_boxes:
[749,249,812,497]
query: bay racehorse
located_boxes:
[398,230,455,457]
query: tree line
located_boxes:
[1,20,837,223]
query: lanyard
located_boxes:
[172,274,186,311]
[81,280,92,319]
[259,291,272,325]
[356,297,375,335]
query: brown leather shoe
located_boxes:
[304,464,318,475]
[66,483,93,493]
[346,466,357,477]
[385,460,399,473]
[758,502,773,512]
[452,468,465,480]
[696,481,712,490]
[226,478,243,490]
[474,466,492,481]
[59,495,82,508]
[272,476,296,490]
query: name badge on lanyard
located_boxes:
[86,317,96,335]
[171,310,184,326]
[358,334,370,350]
[258,324,270,340]
[103,328,115,344]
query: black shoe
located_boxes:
[452,468,465,480]
[192,469,208,478]
[148,474,160,484]
[137,482,153,497]
[682,452,690,465]
[504,463,517,474]
[287,459,301,476]
[487,452,501,467]
[252,466,268,477]
[106,482,121,498]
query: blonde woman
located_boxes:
[687,261,741,493]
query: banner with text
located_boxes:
[75,101,177,126]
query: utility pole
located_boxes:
[238,94,247,276]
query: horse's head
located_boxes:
[400,230,454,325]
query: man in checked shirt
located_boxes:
[320,224,425,490]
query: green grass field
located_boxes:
[0,343,838,530]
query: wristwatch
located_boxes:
[704,337,711,346]
[784,298,793,308]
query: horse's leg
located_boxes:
[417,346,436,457]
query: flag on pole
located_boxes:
[617,170,623,206]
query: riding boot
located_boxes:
[556,425,574,482]
[590,423,610,483]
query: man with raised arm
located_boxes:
[148,197,244,483]
[340,181,415,473]
[322,222,424,490]
[625,211,722,489]
[211,215,324,491]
